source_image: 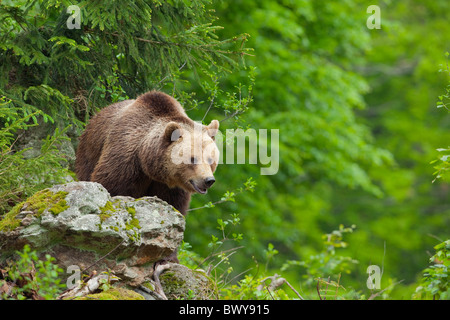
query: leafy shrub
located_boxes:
[414,240,450,300]
[181,222,364,300]
[431,52,450,183]
[281,225,359,286]
[0,245,64,300]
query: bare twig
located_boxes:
[209,250,238,275]
[197,246,244,271]
[202,91,216,122]
[155,61,187,89]
[219,85,253,123]
[186,197,229,212]
[259,274,305,300]
[265,284,275,300]
[221,267,254,289]
[324,276,330,300]
[284,280,305,301]
[220,109,246,123]
[317,278,323,300]
[335,273,341,299]
[187,185,248,212]
[58,271,119,300]
[368,280,404,300]
[152,263,171,300]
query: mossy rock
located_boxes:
[73,288,145,300]
[0,189,68,232]
[0,182,185,288]
[159,264,218,300]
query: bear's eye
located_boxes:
[207,158,213,165]
[190,157,198,164]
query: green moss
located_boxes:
[126,207,136,215]
[160,271,186,290]
[159,266,219,300]
[26,190,69,216]
[48,198,69,215]
[99,201,115,221]
[74,288,145,300]
[126,218,141,230]
[141,281,155,291]
[100,201,115,213]
[0,189,69,232]
[0,202,23,232]
[125,206,141,230]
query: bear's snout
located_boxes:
[190,176,215,194]
[204,176,215,188]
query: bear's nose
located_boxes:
[204,177,215,188]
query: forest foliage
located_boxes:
[0,0,449,299]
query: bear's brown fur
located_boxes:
[75,91,219,216]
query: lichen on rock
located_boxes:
[0,181,185,288]
[0,181,216,300]
[0,189,69,233]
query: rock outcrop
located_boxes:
[0,181,214,299]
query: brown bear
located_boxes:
[75,90,220,216]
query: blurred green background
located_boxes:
[186,0,450,299]
[1,0,449,299]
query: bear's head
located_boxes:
[162,119,220,194]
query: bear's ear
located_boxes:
[206,120,219,140]
[164,122,182,142]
